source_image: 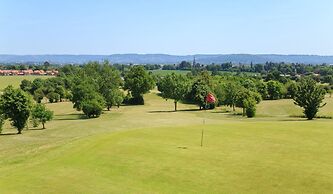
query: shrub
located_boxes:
[244,98,257,118]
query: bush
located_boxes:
[123,94,144,105]
[82,99,104,118]
[244,98,257,118]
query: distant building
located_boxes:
[0,69,59,76]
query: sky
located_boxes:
[0,0,333,55]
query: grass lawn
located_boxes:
[150,70,191,76]
[0,75,51,90]
[0,91,332,193]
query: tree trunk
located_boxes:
[17,129,22,134]
[174,101,177,112]
[232,105,235,111]
[42,123,45,129]
[107,106,110,111]
[243,108,245,116]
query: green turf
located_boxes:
[149,70,190,76]
[0,76,51,90]
[0,90,332,193]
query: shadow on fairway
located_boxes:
[28,128,45,131]
[148,109,201,113]
[54,113,88,121]
[0,132,17,136]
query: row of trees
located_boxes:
[157,72,262,117]
[59,62,155,118]
[157,71,327,119]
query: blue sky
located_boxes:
[0,0,332,55]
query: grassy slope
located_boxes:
[0,91,332,193]
[0,76,51,90]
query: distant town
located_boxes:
[0,69,59,76]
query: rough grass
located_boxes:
[0,90,332,193]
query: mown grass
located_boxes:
[0,76,51,90]
[149,70,190,76]
[0,88,332,193]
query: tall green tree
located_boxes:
[20,79,32,92]
[31,103,54,129]
[104,89,124,111]
[0,86,33,134]
[236,88,262,116]
[124,66,155,105]
[71,83,97,111]
[98,65,123,110]
[158,73,190,111]
[33,88,45,103]
[189,80,211,110]
[293,77,327,120]
[267,80,284,100]
[223,82,240,111]
[82,94,105,118]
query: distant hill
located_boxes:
[1,54,333,65]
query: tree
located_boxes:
[267,80,284,100]
[223,82,239,111]
[71,83,97,111]
[158,73,190,111]
[124,66,155,105]
[104,89,124,111]
[47,92,60,103]
[82,98,105,118]
[55,86,66,101]
[0,86,33,134]
[293,77,327,120]
[31,103,53,129]
[98,65,123,110]
[178,61,192,70]
[285,81,297,98]
[236,88,261,116]
[20,79,32,92]
[33,88,45,103]
[31,78,44,94]
[189,80,211,110]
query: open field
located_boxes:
[149,70,259,77]
[0,76,51,90]
[0,89,332,193]
[150,70,191,76]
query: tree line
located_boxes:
[0,61,329,134]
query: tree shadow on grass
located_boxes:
[0,132,17,136]
[28,128,45,131]
[53,113,88,121]
[148,109,201,114]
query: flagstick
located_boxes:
[201,118,205,147]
